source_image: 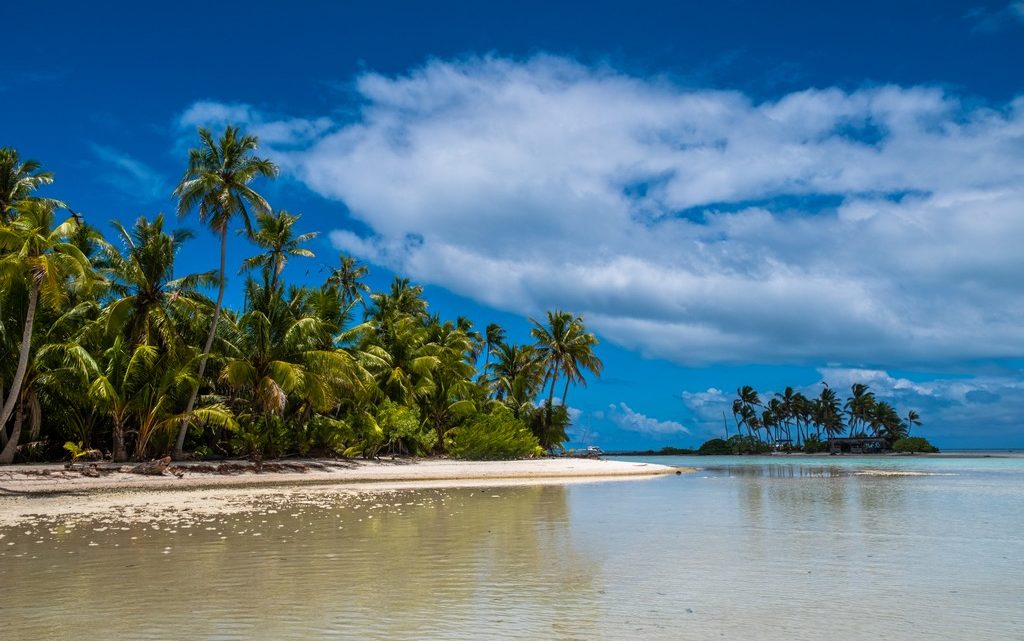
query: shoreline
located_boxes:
[0,458,683,528]
[0,457,682,496]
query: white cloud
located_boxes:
[90,145,167,201]
[177,101,332,148]
[180,56,1024,367]
[607,402,689,435]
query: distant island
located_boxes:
[614,384,936,456]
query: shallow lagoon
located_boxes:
[3,456,1022,640]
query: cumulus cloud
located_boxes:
[607,402,689,436]
[179,56,1024,367]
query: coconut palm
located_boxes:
[327,254,370,308]
[482,323,506,373]
[488,343,544,408]
[240,210,317,291]
[172,126,278,458]
[905,410,921,434]
[530,310,603,407]
[0,148,66,222]
[815,385,844,440]
[102,214,215,352]
[0,201,95,463]
[845,383,876,437]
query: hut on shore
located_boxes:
[828,437,887,454]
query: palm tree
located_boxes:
[530,310,603,408]
[844,383,876,437]
[220,280,357,428]
[102,214,215,352]
[327,254,370,308]
[482,323,506,374]
[0,201,94,463]
[905,410,921,434]
[172,126,278,458]
[488,343,544,408]
[240,210,317,291]
[815,384,844,440]
[0,148,66,222]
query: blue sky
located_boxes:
[4,1,1024,449]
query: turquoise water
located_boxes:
[2,456,1023,640]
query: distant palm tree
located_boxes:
[327,254,370,308]
[905,410,921,434]
[172,126,278,458]
[240,210,317,291]
[844,383,876,438]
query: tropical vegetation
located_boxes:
[0,133,603,464]
[725,383,932,453]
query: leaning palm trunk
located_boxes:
[173,227,227,459]
[0,284,38,464]
[0,397,26,465]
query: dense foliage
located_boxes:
[891,436,939,453]
[0,134,604,463]
[730,383,924,451]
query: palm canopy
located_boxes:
[240,209,317,290]
[173,126,278,235]
[101,214,215,352]
[327,254,370,307]
[530,310,603,406]
[0,147,67,222]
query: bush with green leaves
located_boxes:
[891,436,939,453]
[448,408,543,460]
[802,436,827,453]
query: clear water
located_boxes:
[2,456,1023,640]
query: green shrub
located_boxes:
[448,408,543,460]
[803,436,827,453]
[891,436,939,453]
[698,438,733,455]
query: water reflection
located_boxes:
[0,485,600,641]
[3,462,1023,641]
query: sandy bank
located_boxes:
[0,458,684,528]
[0,457,681,495]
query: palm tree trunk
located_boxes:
[562,375,571,406]
[546,365,558,408]
[0,395,26,464]
[0,283,38,450]
[112,414,127,463]
[174,227,227,459]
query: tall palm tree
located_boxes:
[327,254,370,308]
[0,201,94,463]
[0,148,66,222]
[240,210,317,291]
[172,126,278,458]
[530,310,603,407]
[488,343,545,408]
